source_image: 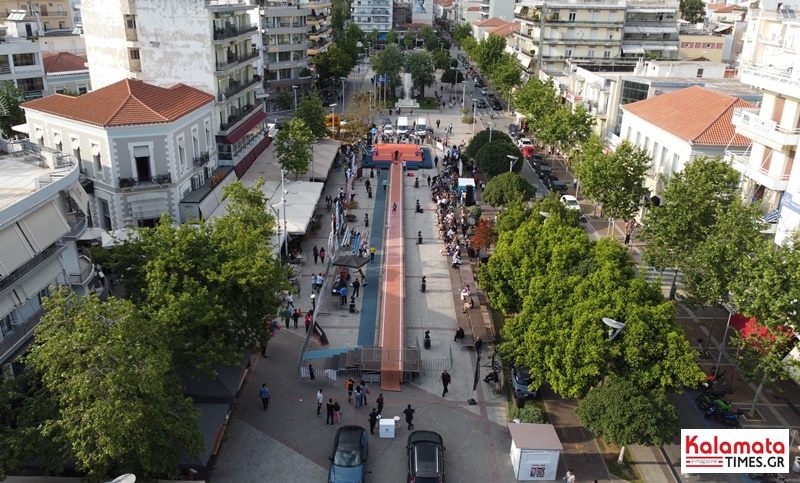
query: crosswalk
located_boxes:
[635,265,685,298]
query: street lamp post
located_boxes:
[310,142,316,181]
[472,99,477,135]
[311,293,317,313]
[340,77,347,112]
[292,85,299,111]
[487,122,494,143]
[329,103,337,136]
[506,154,518,172]
[280,169,289,260]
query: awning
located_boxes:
[622,45,645,54]
[309,138,341,181]
[643,44,678,51]
[79,227,108,241]
[220,110,267,145]
[11,123,28,134]
[20,258,63,299]
[101,228,140,248]
[0,294,15,318]
[714,25,732,32]
[514,4,524,14]
[18,201,70,252]
[270,181,324,234]
[0,225,35,277]
[377,32,388,41]
[332,255,370,269]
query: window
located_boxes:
[92,144,102,174]
[568,11,576,22]
[644,136,649,149]
[129,49,140,60]
[179,143,186,173]
[12,53,36,66]
[627,126,632,140]
[697,68,704,77]
[55,88,65,94]
[192,129,200,159]
[588,49,595,58]
[565,48,573,57]
[126,16,136,29]
[78,86,87,94]
[100,199,112,230]
[603,50,611,58]
[133,146,151,181]
[635,132,641,145]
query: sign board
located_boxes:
[738,112,777,137]
[411,0,432,25]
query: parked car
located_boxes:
[486,93,496,101]
[480,87,491,95]
[549,180,569,194]
[508,124,520,136]
[475,99,488,109]
[332,275,346,295]
[517,138,533,149]
[560,194,581,212]
[538,164,553,179]
[490,100,503,110]
[329,425,369,483]
[511,366,537,398]
[383,125,394,136]
[406,431,446,483]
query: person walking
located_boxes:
[368,408,380,435]
[313,245,319,263]
[286,293,294,309]
[352,278,361,298]
[382,179,388,192]
[292,309,300,329]
[436,119,441,128]
[282,308,291,328]
[474,336,483,356]
[376,394,384,415]
[259,383,271,410]
[316,389,324,416]
[439,370,451,397]
[370,245,376,261]
[333,400,342,423]
[563,470,575,483]
[319,248,325,263]
[392,202,397,217]
[339,285,348,306]
[358,268,366,285]
[360,380,369,405]
[403,404,415,430]
[326,398,335,425]
[346,378,355,403]
[305,312,312,333]
[309,364,315,380]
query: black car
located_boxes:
[508,124,520,136]
[549,180,569,194]
[475,99,488,109]
[537,163,552,178]
[332,274,346,295]
[407,431,445,483]
[490,100,503,111]
[328,425,369,483]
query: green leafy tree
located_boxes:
[0,81,26,139]
[461,37,478,57]
[470,218,498,256]
[488,53,522,101]
[482,172,537,206]
[25,290,203,481]
[407,49,436,98]
[373,44,405,98]
[431,49,451,70]
[110,181,286,373]
[403,31,415,50]
[453,23,472,44]
[275,117,314,178]
[473,34,506,73]
[730,239,800,416]
[294,94,331,138]
[465,128,513,159]
[386,30,398,46]
[639,156,741,291]
[680,0,706,23]
[575,138,650,223]
[475,140,523,176]
[441,68,465,85]
[313,45,355,87]
[339,23,364,62]
[576,378,680,464]
[512,78,560,133]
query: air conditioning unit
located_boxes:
[191,174,200,190]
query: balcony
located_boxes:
[265,57,308,70]
[69,251,95,287]
[215,49,260,72]
[118,173,172,189]
[221,75,261,99]
[0,305,45,366]
[739,65,800,99]
[64,213,87,240]
[726,150,790,192]
[731,107,800,148]
[213,23,258,42]
[219,105,259,132]
[193,151,211,167]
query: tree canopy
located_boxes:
[407,50,436,98]
[576,378,679,463]
[488,53,522,97]
[511,78,560,133]
[441,68,465,85]
[465,129,513,159]
[453,24,472,44]
[474,140,523,177]
[680,0,706,23]
[575,138,650,222]
[482,172,536,206]
[473,34,507,73]
[372,44,404,98]
[0,81,25,139]
[295,93,331,138]
[274,117,315,179]
[313,45,356,87]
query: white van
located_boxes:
[415,116,427,135]
[397,116,410,134]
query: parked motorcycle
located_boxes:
[748,474,787,482]
[696,391,733,412]
[704,406,744,427]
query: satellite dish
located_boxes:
[539,211,550,218]
[602,317,626,340]
[108,475,136,483]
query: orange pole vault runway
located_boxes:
[379,162,404,391]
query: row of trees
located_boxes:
[459,34,523,107]
[0,181,287,481]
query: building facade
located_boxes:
[42,51,89,96]
[350,0,393,33]
[0,37,46,100]
[731,0,800,245]
[1,0,73,35]
[81,0,269,177]
[479,0,515,22]
[21,79,232,231]
[304,0,332,57]
[0,141,95,375]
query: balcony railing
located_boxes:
[0,305,46,365]
[68,251,94,286]
[215,49,260,71]
[118,173,172,188]
[223,75,261,98]
[731,107,800,147]
[220,105,258,131]
[65,214,87,239]
[193,151,211,167]
[727,149,790,191]
[0,242,64,294]
[213,23,258,41]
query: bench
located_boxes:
[460,332,475,350]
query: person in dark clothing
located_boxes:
[313,245,319,263]
[440,370,451,397]
[368,408,380,434]
[352,278,361,297]
[376,394,384,415]
[474,336,483,356]
[292,309,300,328]
[403,404,415,430]
[326,399,335,425]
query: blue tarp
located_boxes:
[377,32,388,41]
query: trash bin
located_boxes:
[379,418,395,439]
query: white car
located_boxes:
[560,195,581,212]
[480,87,491,95]
[518,138,533,148]
[383,124,394,135]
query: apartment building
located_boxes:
[304,0,333,57]
[81,0,269,178]
[621,0,680,61]
[350,0,393,33]
[0,141,95,375]
[260,0,313,111]
[479,0,515,22]
[1,0,73,35]
[730,0,800,245]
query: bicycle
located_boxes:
[696,338,710,360]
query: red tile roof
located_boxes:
[42,52,88,74]
[487,22,519,37]
[713,4,737,13]
[474,17,508,27]
[621,85,755,146]
[22,79,214,127]
[467,6,480,11]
